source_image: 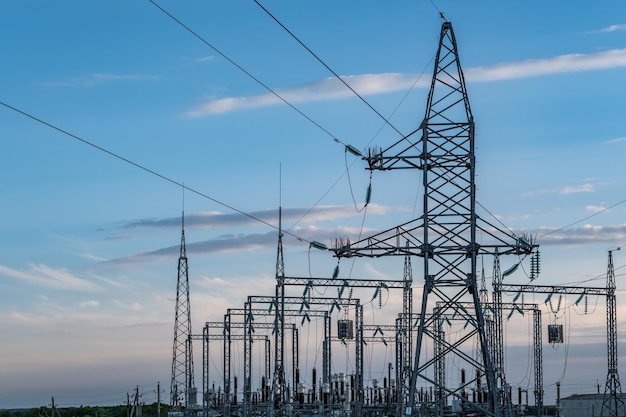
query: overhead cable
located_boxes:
[0,100,312,245]
[147,0,350,148]
[538,198,626,239]
[254,0,406,138]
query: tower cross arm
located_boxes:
[363,127,424,171]
[332,218,425,259]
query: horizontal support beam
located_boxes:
[500,284,607,296]
[283,276,405,288]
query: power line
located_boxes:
[147,0,440,240]
[147,0,377,238]
[253,0,406,139]
[538,197,626,238]
[146,0,350,148]
[0,100,312,245]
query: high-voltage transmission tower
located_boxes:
[170,213,196,410]
[601,247,624,417]
[333,20,537,417]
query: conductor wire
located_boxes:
[0,100,312,245]
[148,0,350,148]
[254,0,406,139]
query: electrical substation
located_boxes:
[168,21,624,417]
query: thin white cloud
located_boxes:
[196,55,215,63]
[0,263,103,292]
[107,214,388,265]
[604,136,626,144]
[119,204,391,230]
[90,273,126,289]
[530,223,626,246]
[79,300,100,308]
[465,49,626,82]
[362,262,393,281]
[187,73,421,116]
[586,204,608,213]
[600,24,626,33]
[38,73,158,88]
[524,183,595,196]
[187,49,626,116]
[561,183,594,194]
[113,299,144,312]
[466,49,626,81]
[107,231,278,265]
[80,253,110,262]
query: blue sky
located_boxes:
[1,0,626,409]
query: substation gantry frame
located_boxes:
[203,294,366,417]
[218,318,281,417]
[273,200,414,417]
[192,327,269,414]
[255,295,409,416]
[234,306,320,417]
[242,295,364,416]
[500,248,624,417]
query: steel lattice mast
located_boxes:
[492,251,513,416]
[398,251,414,415]
[273,206,286,415]
[333,20,536,417]
[601,248,624,417]
[170,212,195,409]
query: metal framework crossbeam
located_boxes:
[500,284,606,296]
[271,266,412,415]
[282,276,405,288]
[500,281,624,417]
[250,294,364,414]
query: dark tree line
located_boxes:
[0,403,169,417]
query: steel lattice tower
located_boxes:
[492,251,512,416]
[398,251,414,415]
[601,248,624,416]
[170,212,195,409]
[333,20,536,417]
[273,206,286,415]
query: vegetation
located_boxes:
[0,403,170,417]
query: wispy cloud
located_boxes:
[106,220,382,265]
[79,300,100,308]
[599,24,626,33]
[586,204,608,213]
[187,48,626,116]
[524,183,595,196]
[113,299,143,312]
[196,55,215,63]
[119,204,391,230]
[187,73,421,116]
[561,183,594,194]
[530,223,626,246]
[107,231,278,265]
[604,136,626,144]
[0,263,103,292]
[38,73,158,88]
[466,49,626,81]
